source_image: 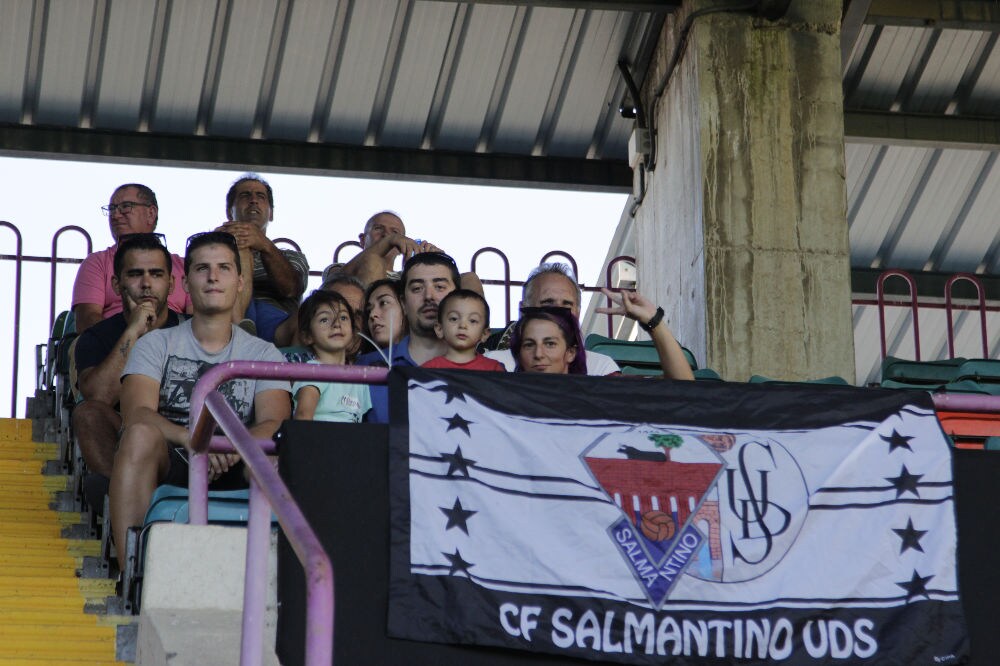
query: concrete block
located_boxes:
[138,524,279,666]
[138,609,279,666]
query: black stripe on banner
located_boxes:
[396,368,934,432]
[404,569,961,607]
[809,496,952,510]
[410,468,611,503]
[410,452,601,490]
[815,481,952,493]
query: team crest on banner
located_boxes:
[582,429,809,609]
[387,368,970,665]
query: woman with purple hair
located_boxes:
[510,306,588,374]
[510,289,693,380]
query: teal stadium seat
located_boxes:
[281,345,313,364]
[584,333,698,371]
[143,485,257,525]
[955,359,1000,385]
[880,356,965,390]
[940,379,1000,396]
[749,375,850,386]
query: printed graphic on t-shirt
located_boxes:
[159,355,253,425]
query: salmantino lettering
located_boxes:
[500,604,879,659]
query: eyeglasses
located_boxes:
[117,232,167,247]
[101,201,153,216]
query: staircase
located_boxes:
[0,418,127,665]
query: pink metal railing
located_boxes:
[0,222,23,416]
[945,273,989,359]
[869,268,996,361]
[876,270,921,361]
[49,226,93,331]
[471,247,513,324]
[5,218,1000,416]
[187,361,388,666]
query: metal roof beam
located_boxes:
[842,0,873,74]
[845,110,1000,150]
[445,1,678,11]
[866,0,1000,30]
[0,123,631,192]
[851,267,1000,299]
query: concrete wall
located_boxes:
[634,0,855,381]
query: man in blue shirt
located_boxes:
[357,252,461,422]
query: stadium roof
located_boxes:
[0,0,675,190]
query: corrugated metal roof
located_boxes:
[845,12,1000,384]
[0,0,670,187]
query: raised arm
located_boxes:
[340,233,426,285]
[78,299,160,405]
[596,288,694,381]
[219,222,305,299]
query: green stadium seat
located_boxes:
[620,365,663,377]
[881,356,965,385]
[955,359,1000,385]
[879,379,939,392]
[584,333,698,371]
[985,437,1000,451]
[280,345,313,363]
[749,374,850,386]
[693,368,723,381]
[941,379,1000,396]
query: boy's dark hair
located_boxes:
[113,233,171,278]
[437,288,490,328]
[297,290,361,361]
[400,251,461,293]
[184,231,242,275]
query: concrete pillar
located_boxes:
[632,0,854,382]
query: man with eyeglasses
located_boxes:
[71,183,191,334]
[71,233,185,502]
[216,173,308,346]
[357,251,462,423]
[109,231,291,566]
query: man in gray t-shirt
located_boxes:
[109,231,291,566]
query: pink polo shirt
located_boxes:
[71,245,192,318]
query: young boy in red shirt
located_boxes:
[423,289,505,372]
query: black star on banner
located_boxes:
[881,429,914,453]
[886,464,923,498]
[442,413,474,436]
[443,549,474,576]
[440,497,477,535]
[441,446,477,477]
[429,384,467,404]
[896,570,933,602]
[892,518,928,554]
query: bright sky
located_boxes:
[0,155,628,417]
